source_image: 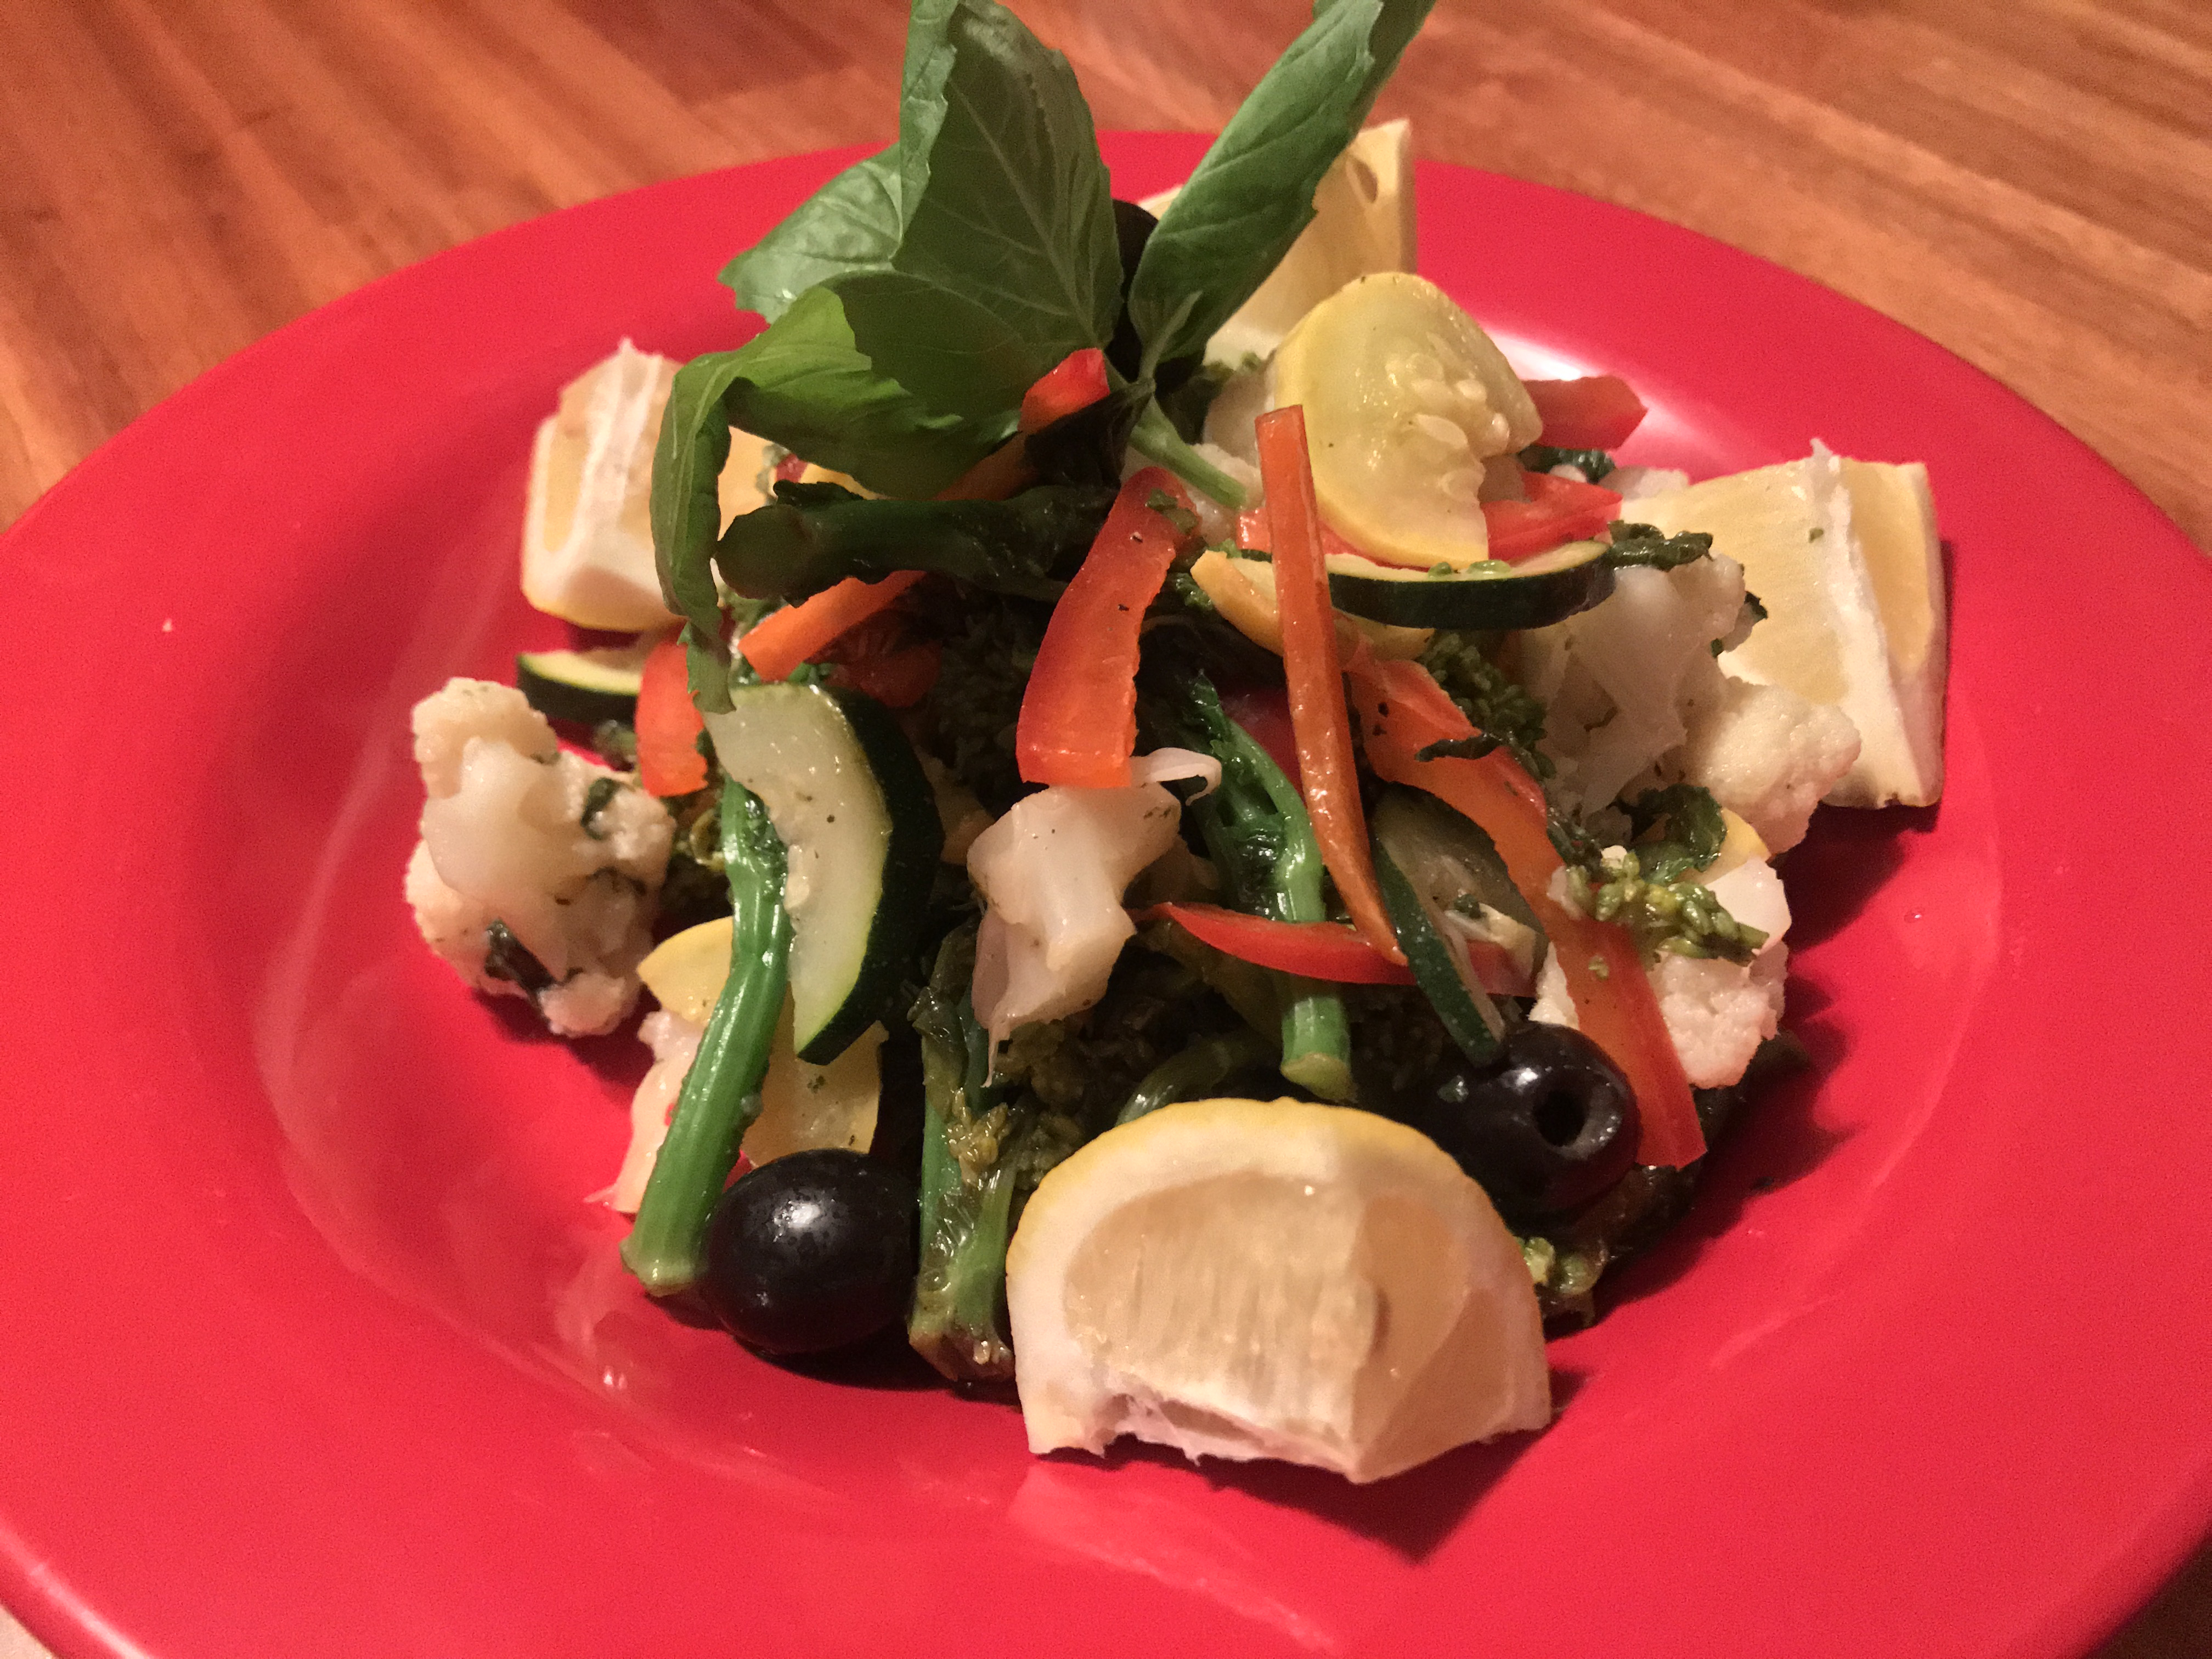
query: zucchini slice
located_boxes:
[1372,789,1543,1064]
[701,682,944,1063]
[1327,540,1615,631]
[515,643,651,725]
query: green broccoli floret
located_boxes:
[1417,630,1552,780]
[996,942,1246,1135]
[907,586,1051,814]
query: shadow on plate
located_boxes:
[1056,1368,1587,1565]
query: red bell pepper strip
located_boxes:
[1252,405,1404,965]
[736,571,927,684]
[1346,653,1705,1168]
[1522,375,1649,450]
[636,634,709,797]
[827,640,941,709]
[1139,904,1415,986]
[1482,470,1624,562]
[1019,348,1110,433]
[1016,467,1194,788]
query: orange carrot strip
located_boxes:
[1253,405,1403,965]
[736,571,926,684]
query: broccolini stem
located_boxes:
[907,935,1024,1381]
[1129,399,1248,509]
[1116,1027,1275,1126]
[620,780,792,1295]
[1179,678,1355,1101]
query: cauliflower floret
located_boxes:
[1671,675,1860,855]
[1530,943,1788,1091]
[1522,557,1747,816]
[1521,554,1859,853]
[966,781,1184,1047]
[404,677,674,1036]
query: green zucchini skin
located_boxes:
[803,686,945,1064]
[1373,837,1502,1067]
[702,680,944,1066]
[1327,541,1615,631]
[515,649,645,725]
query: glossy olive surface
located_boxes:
[700,1150,919,1356]
[1413,1024,1640,1223]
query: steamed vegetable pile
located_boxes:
[403,0,1945,1479]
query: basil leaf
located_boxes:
[718,4,962,316]
[718,287,995,497]
[652,355,748,709]
[831,269,1048,424]
[892,0,1121,361]
[720,149,904,321]
[715,481,1116,602]
[1126,0,1436,367]
[651,287,1012,708]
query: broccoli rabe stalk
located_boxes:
[1115,1027,1274,1126]
[1128,399,1248,509]
[620,781,792,1295]
[907,929,1036,1382]
[1168,676,1354,1102]
[909,1012,1022,1380]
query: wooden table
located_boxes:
[1,0,2205,1653]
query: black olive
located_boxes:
[700,1150,919,1356]
[1410,1024,1640,1224]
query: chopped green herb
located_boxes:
[1518,443,1615,481]
[1414,733,1500,763]
[482,921,555,995]
[1606,522,1712,569]
[579,775,622,841]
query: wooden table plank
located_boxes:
[0,2,2206,1654]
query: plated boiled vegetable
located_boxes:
[401,0,1946,1483]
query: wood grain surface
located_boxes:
[1,0,2207,1654]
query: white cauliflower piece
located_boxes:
[1522,557,1747,817]
[1521,553,1858,854]
[1673,675,1860,855]
[1530,944,1787,1091]
[404,677,674,1036]
[1530,844,1793,1090]
[967,782,1184,1047]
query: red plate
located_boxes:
[3,135,2209,1659]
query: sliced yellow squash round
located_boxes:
[1272,273,1541,571]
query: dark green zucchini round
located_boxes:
[1325,539,1614,631]
[515,647,647,725]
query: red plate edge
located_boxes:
[1,134,2209,1659]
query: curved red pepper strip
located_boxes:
[1347,652,1705,1168]
[636,634,709,797]
[1522,375,1649,450]
[1015,467,1193,788]
[1139,904,1414,986]
[1253,406,1404,966]
[1483,470,1623,562]
[737,570,927,684]
[1019,348,1110,434]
